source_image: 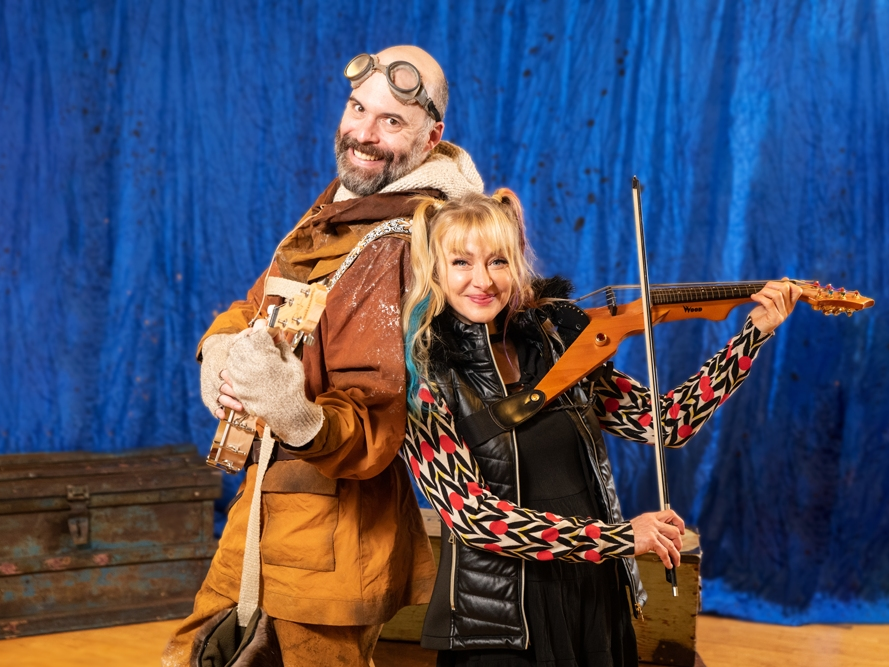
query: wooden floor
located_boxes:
[0,615,886,666]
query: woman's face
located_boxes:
[440,235,513,325]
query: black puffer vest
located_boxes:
[419,299,647,652]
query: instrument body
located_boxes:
[206,282,328,474]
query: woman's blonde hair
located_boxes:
[402,188,538,406]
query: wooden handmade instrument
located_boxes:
[206,282,328,474]
[535,279,874,407]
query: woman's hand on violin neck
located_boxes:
[749,279,803,334]
[630,509,686,569]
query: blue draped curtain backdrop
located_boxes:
[1,0,887,625]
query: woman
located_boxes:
[401,190,799,666]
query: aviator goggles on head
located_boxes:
[344,53,442,123]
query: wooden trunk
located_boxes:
[381,509,701,666]
[0,444,221,639]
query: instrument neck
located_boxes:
[650,281,768,305]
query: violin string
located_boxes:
[572,279,813,305]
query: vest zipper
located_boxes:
[573,403,641,615]
[483,330,531,649]
[537,313,643,618]
[449,532,457,611]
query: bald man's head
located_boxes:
[377,45,449,121]
[335,46,446,195]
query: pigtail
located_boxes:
[403,196,449,412]
[491,188,527,254]
[490,188,536,317]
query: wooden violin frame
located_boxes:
[206,282,328,474]
[535,280,874,407]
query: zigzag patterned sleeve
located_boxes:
[401,385,635,564]
[594,316,773,447]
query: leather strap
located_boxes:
[455,389,546,448]
[249,438,300,465]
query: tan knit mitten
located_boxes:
[226,329,324,448]
[199,333,238,415]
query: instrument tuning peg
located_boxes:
[305,334,316,346]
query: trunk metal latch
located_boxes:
[66,485,91,546]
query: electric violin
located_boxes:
[535,278,874,407]
[538,177,874,597]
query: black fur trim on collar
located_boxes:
[531,275,574,300]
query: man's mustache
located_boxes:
[338,136,395,162]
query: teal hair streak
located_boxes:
[404,293,431,414]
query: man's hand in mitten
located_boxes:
[226,327,324,449]
[199,333,239,418]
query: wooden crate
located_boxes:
[633,529,702,666]
[0,444,221,638]
[382,509,701,667]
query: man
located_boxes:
[163,45,483,666]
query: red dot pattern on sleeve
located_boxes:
[490,520,508,535]
[402,382,638,564]
[593,316,772,448]
[421,441,435,461]
[700,375,714,402]
[439,434,457,453]
[449,492,465,511]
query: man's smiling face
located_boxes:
[334,56,441,196]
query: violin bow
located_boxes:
[632,176,678,597]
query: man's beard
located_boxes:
[334,129,428,196]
